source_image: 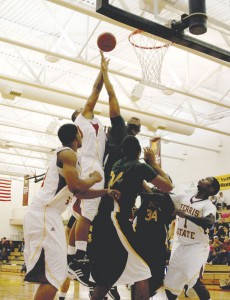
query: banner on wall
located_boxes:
[150,137,161,167]
[0,178,11,201]
[215,174,230,190]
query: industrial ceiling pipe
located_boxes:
[189,0,207,35]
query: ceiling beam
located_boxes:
[0,149,51,161]
[0,36,230,110]
[0,138,54,154]
[0,74,230,136]
[0,170,27,178]
[0,161,47,170]
[0,122,57,137]
[1,102,222,153]
[139,132,220,153]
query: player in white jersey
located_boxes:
[164,176,220,300]
[23,123,120,300]
[68,59,106,282]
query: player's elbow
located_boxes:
[68,181,88,194]
[162,184,173,193]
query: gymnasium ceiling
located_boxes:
[0,0,229,179]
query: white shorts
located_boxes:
[23,207,67,290]
[80,157,104,222]
[164,243,209,296]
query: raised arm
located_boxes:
[100,51,120,118]
[81,64,104,119]
[144,147,173,193]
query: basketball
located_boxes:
[97,32,116,52]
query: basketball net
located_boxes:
[129,29,172,84]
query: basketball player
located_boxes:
[88,51,141,300]
[100,51,141,187]
[68,62,106,282]
[164,176,220,300]
[134,185,175,297]
[23,123,120,300]
[90,136,173,300]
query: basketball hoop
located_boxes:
[128,29,172,84]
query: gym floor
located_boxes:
[0,272,229,300]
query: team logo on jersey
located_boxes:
[108,171,124,189]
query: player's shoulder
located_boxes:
[57,147,76,160]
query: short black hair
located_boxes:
[210,177,220,196]
[58,123,78,146]
[122,135,141,159]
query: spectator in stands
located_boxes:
[207,236,223,264]
[6,240,14,256]
[218,225,227,242]
[225,195,230,209]
[0,247,9,263]
[1,237,7,242]
[223,226,230,237]
[217,191,227,210]
[1,237,8,247]
[209,195,217,207]
[216,236,230,265]
[18,238,25,253]
[208,239,214,252]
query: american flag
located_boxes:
[0,178,12,201]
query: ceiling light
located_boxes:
[1,86,22,100]
[162,88,174,95]
[45,55,60,63]
[131,84,145,101]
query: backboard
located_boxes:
[96,0,230,64]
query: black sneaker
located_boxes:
[108,287,120,300]
[88,285,108,299]
[68,258,90,287]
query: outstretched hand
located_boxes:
[100,50,110,71]
[143,147,156,165]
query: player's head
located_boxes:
[122,135,141,159]
[71,108,83,122]
[127,117,141,136]
[197,177,220,197]
[58,123,82,148]
[209,177,220,196]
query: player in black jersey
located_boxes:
[135,188,175,297]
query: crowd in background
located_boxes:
[0,237,24,264]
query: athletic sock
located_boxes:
[59,292,66,299]
[75,249,86,260]
[67,245,75,255]
[75,241,87,259]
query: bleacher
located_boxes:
[203,264,230,285]
[0,247,24,273]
